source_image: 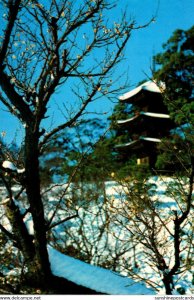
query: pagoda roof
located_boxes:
[115,140,140,149]
[116,136,161,151]
[117,111,170,126]
[117,114,139,125]
[141,112,170,118]
[140,136,161,142]
[119,81,165,103]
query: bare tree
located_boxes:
[48,181,134,276]
[0,0,151,292]
[109,142,194,294]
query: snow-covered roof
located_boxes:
[115,140,139,149]
[139,136,161,142]
[117,115,139,125]
[141,112,170,118]
[117,111,170,125]
[116,136,161,150]
[48,246,155,295]
[119,81,165,101]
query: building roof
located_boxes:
[117,114,139,125]
[115,140,140,149]
[117,111,170,126]
[139,136,161,142]
[115,136,161,151]
[119,81,165,102]
[141,112,170,118]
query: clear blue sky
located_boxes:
[122,0,194,85]
[0,0,193,144]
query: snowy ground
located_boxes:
[48,177,193,295]
[0,176,193,295]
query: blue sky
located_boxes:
[0,0,193,144]
[122,0,194,84]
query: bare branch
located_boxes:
[0,0,22,66]
[0,71,33,123]
[47,213,78,231]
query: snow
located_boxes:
[2,160,17,171]
[141,111,170,118]
[119,81,165,101]
[24,213,34,235]
[17,168,25,174]
[115,140,139,148]
[48,178,193,294]
[48,246,155,295]
[139,136,161,142]
[0,198,10,205]
[117,111,170,125]
[115,136,161,148]
[117,115,139,125]
[2,160,25,173]
[0,177,193,295]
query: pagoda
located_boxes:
[115,81,175,169]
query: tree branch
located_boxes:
[0,71,33,124]
[0,223,14,240]
[0,0,22,66]
[39,82,101,148]
[47,213,78,231]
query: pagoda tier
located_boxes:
[119,81,165,102]
[117,111,174,137]
[116,80,174,168]
[115,137,159,168]
[119,81,168,114]
[115,136,161,152]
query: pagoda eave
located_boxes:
[117,112,171,126]
[116,112,173,135]
[115,136,161,152]
[119,81,165,104]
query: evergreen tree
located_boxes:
[153,25,194,172]
[110,26,194,294]
[154,26,194,125]
[41,118,116,184]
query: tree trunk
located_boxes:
[24,127,51,285]
[162,275,174,295]
[6,200,35,260]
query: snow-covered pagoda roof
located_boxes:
[140,136,161,142]
[115,140,140,149]
[115,136,161,151]
[117,111,170,126]
[119,80,165,102]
